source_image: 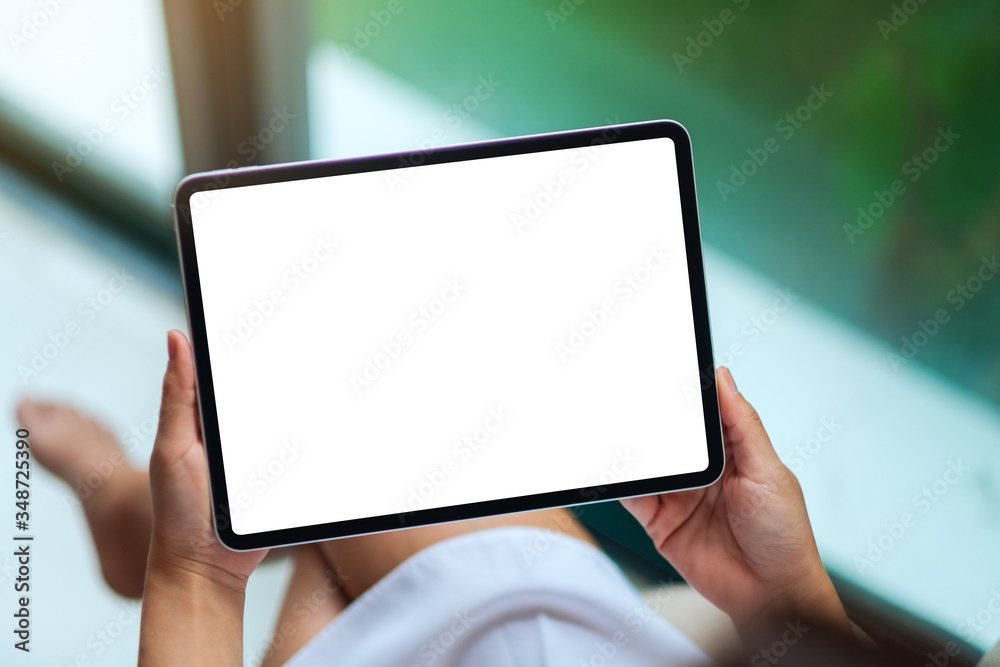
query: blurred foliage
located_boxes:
[309,0,1000,406]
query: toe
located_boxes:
[15,400,123,484]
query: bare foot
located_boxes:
[16,399,152,598]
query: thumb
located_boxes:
[154,330,202,463]
[716,366,783,483]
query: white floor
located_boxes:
[0,47,997,666]
[0,173,293,665]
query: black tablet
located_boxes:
[174,120,723,550]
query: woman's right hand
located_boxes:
[622,367,851,636]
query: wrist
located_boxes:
[146,543,250,598]
[736,569,852,642]
[140,546,247,666]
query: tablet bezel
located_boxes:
[174,119,724,550]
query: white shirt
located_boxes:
[285,526,713,666]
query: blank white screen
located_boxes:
[189,136,708,536]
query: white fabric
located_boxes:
[285,526,713,666]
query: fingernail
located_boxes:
[719,366,738,394]
[167,331,178,362]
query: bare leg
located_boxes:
[16,399,151,598]
[259,544,348,667]
[319,509,597,602]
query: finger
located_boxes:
[620,495,658,526]
[621,489,707,543]
[154,330,201,462]
[716,367,783,482]
[622,495,683,553]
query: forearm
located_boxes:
[734,569,853,647]
[139,555,247,666]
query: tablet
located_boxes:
[174,119,723,550]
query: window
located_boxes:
[0,0,182,224]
